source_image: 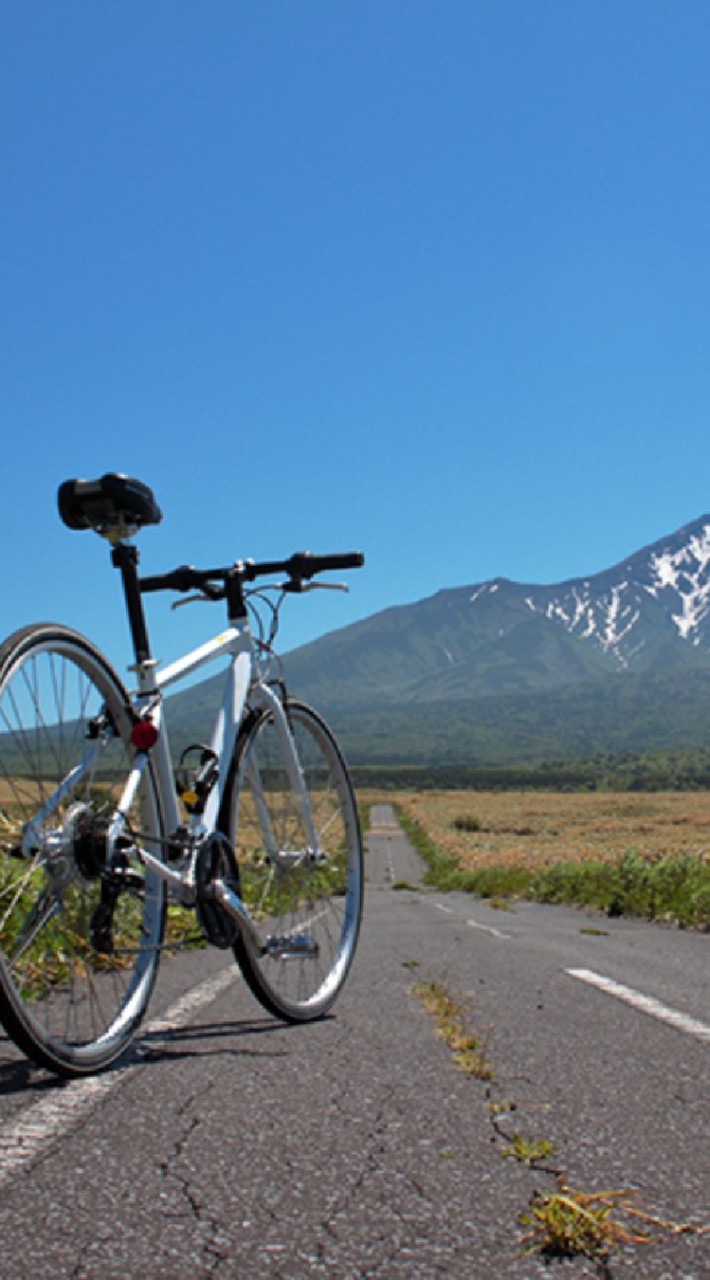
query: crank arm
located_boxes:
[210,879,266,957]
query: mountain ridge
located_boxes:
[281,512,710,706]
[169,514,710,764]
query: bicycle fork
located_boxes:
[206,683,323,960]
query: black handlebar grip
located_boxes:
[288,551,365,579]
[139,565,199,593]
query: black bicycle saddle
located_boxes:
[58,473,163,534]
[57,476,163,535]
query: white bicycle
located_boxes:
[0,473,364,1077]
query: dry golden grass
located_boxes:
[0,776,125,809]
[0,776,42,807]
[378,789,710,873]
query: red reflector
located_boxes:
[131,720,159,751]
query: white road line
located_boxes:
[568,968,710,1044]
[432,900,510,939]
[466,918,510,940]
[0,966,238,1187]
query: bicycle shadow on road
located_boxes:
[132,1011,333,1066]
[134,1016,289,1064]
[0,1051,56,1097]
[0,1013,332,1095]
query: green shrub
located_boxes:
[452,815,484,833]
[532,851,710,928]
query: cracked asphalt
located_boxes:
[0,804,708,1278]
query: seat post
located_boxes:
[111,543,152,665]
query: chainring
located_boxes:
[195,833,242,949]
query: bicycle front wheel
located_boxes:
[0,625,165,1076]
[221,699,363,1022]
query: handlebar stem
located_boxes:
[224,567,248,622]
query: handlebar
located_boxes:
[139,551,364,597]
[248,551,365,581]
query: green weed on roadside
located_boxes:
[396,807,710,928]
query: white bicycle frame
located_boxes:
[108,615,321,908]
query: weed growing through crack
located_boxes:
[503,1133,556,1166]
[487,1098,518,1117]
[410,981,709,1271]
[412,980,493,1081]
[519,1182,649,1263]
[487,1096,558,1172]
[519,1180,710,1266]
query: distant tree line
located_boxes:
[350,748,710,792]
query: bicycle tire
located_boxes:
[220,699,363,1022]
[0,624,165,1076]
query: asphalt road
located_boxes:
[0,804,708,1279]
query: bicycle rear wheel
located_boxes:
[0,625,165,1076]
[221,699,363,1022]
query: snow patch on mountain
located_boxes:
[525,584,642,666]
[520,517,710,668]
[644,523,710,643]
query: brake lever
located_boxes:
[170,580,226,610]
[283,580,349,595]
[171,593,215,610]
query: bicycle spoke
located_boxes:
[225,700,362,1021]
[0,627,165,1076]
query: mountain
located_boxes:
[169,515,710,765]
[282,514,710,707]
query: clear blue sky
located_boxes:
[3,2,710,674]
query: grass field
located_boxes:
[391,789,710,872]
[361,789,710,927]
